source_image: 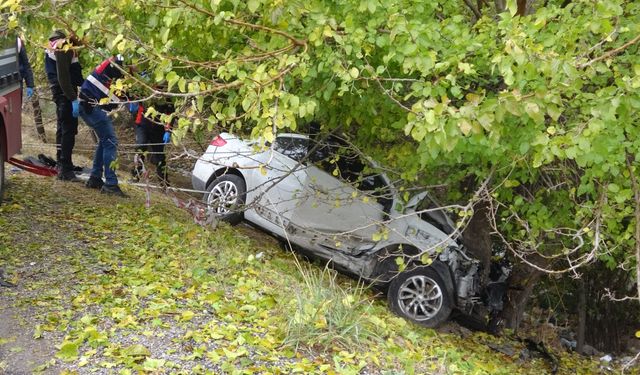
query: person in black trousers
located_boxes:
[44,30,84,181]
[128,99,174,184]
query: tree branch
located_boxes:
[578,33,640,68]
[462,0,483,20]
[177,0,306,47]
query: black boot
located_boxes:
[57,170,80,182]
[101,184,128,198]
[85,176,104,190]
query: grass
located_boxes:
[283,262,378,351]
[0,173,621,374]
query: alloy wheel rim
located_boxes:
[208,181,239,214]
[397,274,443,321]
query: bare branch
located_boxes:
[462,0,483,21]
[578,33,640,69]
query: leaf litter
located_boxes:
[0,173,616,374]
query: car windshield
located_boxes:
[416,195,455,235]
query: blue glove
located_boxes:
[26,87,34,99]
[128,102,139,113]
[71,99,80,118]
[163,131,171,144]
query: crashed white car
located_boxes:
[192,132,505,328]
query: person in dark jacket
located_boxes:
[78,55,128,197]
[19,35,46,142]
[17,36,35,99]
[44,30,84,181]
[128,99,174,184]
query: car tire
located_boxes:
[387,266,453,328]
[204,174,246,225]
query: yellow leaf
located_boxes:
[420,253,433,265]
[262,127,275,143]
[180,310,195,322]
[458,119,472,136]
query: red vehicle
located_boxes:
[0,35,22,203]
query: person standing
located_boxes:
[44,30,83,181]
[18,35,46,142]
[78,55,128,197]
[17,36,34,99]
[128,99,174,185]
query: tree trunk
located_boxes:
[462,199,493,284]
[516,0,527,15]
[503,266,542,332]
[577,278,586,354]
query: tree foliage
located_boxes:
[6,0,640,293]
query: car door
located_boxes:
[291,137,388,255]
[251,135,309,234]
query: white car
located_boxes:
[192,132,506,327]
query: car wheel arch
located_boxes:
[206,167,245,190]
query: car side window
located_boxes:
[274,137,309,163]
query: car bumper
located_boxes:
[191,159,210,192]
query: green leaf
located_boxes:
[607,184,620,193]
[289,96,299,108]
[56,342,79,362]
[142,358,166,371]
[420,253,432,265]
[124,344,151,358]
[166,71,179,91]
[348,67,359,79]
[394,257,406,272]
[247,0,260,12]
[506,0,518,16]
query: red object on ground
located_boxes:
[8,158,58,177]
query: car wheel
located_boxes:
[387,266,452,328]
[204,174,246,225]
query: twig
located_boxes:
[462,0,483,20]
[578,33,640,69]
